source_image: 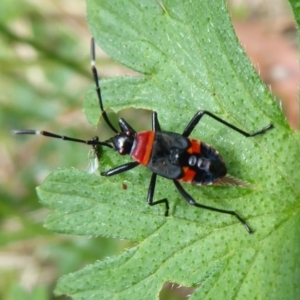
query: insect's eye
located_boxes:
[126,130,133,136]
[119,148,126,155]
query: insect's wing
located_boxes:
[214,174,253,188]
[86,148,99,174]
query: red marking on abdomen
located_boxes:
[131,131,155,165]
[187,139,201,154]
[179,140,201,183]
[179,166,196,183]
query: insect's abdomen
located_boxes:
[178,139,227,185]
[131,131,155,165]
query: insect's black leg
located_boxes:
[101,161,139,176]
[173,180,253,233]
[90,38,118,133]
[147,173,169,216]
[151,112,161,132]
[182,110,273,138]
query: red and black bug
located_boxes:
[12,38,273,233]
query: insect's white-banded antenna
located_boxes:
[90,38,119,133]
[11,129,113,148]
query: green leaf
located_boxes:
[289,0,300,26]
[37,0,300,299]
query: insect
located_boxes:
[12,38,273,233]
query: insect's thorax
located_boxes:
[132,131,226,185]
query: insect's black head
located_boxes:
[109,131,135,155]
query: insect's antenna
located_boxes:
[11,130,113,149]
[90,38,119,133]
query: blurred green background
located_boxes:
[1,0,296,299]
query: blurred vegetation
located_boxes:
[0,1,133,299]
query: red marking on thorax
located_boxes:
[131,131,155,165]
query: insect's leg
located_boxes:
[147,173,169,216]
[173,180,253,233]
[182,110,273,138]
[151,112,161,132]
[101,161,139,176]
[90,38,118,133]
